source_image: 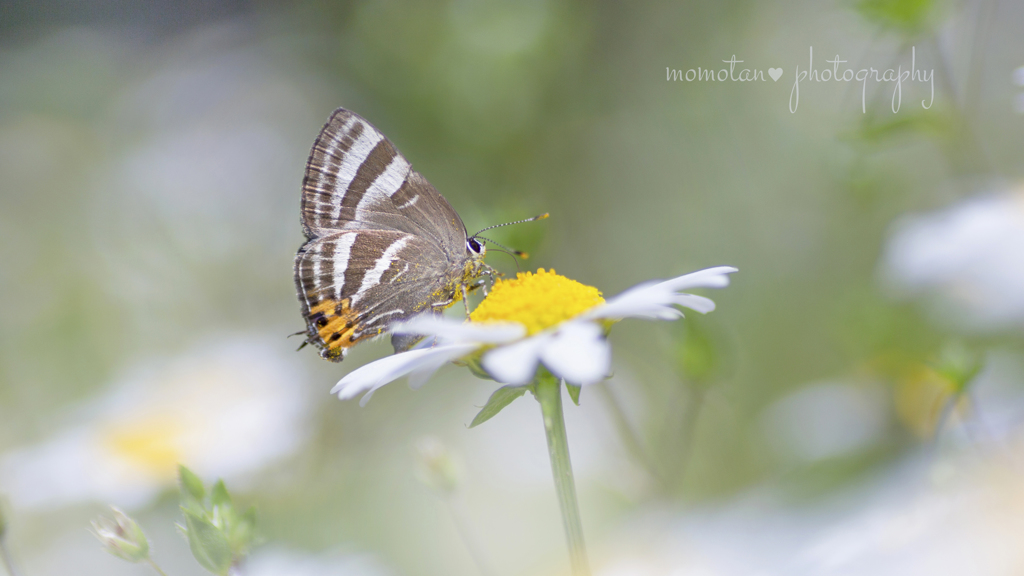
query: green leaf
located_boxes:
[677,320,717,382]
[849,112,954,145]
[932,341,984,393]
[227,506,258,553]
[178,465,206,504]
[470,385,528,428]
[182,508,232,576]
[210,480,232,509]
[565,382,581,406]
[854,0,937,33]
[240,506,257,534]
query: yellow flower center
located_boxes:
[102,418,184,480]
[470,269,604,335]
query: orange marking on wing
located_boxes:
[308,298,371,355]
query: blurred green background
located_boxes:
[2,0,1023,575]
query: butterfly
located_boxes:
[293,108,497,362]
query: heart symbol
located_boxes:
[769,68,783,82]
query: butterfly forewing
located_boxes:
[301,109,467,253]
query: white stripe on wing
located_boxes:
[330,232,359,299]
[330,121,384,222]
[314,115,356,228]
[351,236,411,305]
[355,153,411,221]
[394,194,419,210]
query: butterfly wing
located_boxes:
[300,108,468,253]
[295,108,481,361]
[294,229,455,361]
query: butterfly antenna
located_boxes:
[470,213,548,238]
[480,243,522,272]
[477,236,529,260]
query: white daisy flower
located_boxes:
[332,266,737,405]
[245,547,393,576]
[880,186,1024,331]
[0,337,312,510]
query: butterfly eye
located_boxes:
[467,238,484,254]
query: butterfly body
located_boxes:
[294,109,488,362]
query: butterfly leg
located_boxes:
[468,275,489,296]
[461,284,472,319]
[479,264,500,295]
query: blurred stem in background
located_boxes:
[661,383,708,493]
[415,437,496,576]
[930,341,984,444]
[596,382,665,490]
[853,0,998,181]
[445,497,495,576]
[0,539,19,576]
[600,317,724,496]
[0,501,21,576]
[534,373,590,576]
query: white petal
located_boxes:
[584,266,736,321]
[481,335,549,385]
[656,266,737,291]
[672,293,717,314]
[581,284,671,320]
[407,352,457,390]
[584,289,681,320]
[540,322,610,385]
[393,315,526,344]
[331,344,478,405]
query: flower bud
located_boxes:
[91,507,150,563]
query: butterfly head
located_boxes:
[467,237,486,258]
[461,235,493,293]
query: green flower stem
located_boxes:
[146,558,170,576]
[534,374,590,576]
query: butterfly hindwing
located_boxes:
[294,229,456,361]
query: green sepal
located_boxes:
[181,508,232,576]
[178,465,206,508]
[565,382,581,406]
[460,354,497,382]
[470,385,528,428]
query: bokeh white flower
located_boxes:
[332,266,736,405]
[0,336,311,510]
[881,185,1024,331]
[245,547,393,576]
